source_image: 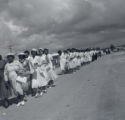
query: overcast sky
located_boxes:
[0,0,125,54]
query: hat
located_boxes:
[6,53,15,57]
[18,52,25,56]
[31,48,37,52]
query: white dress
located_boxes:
[60,53,67,71]
[17,60,31,92]
[4,61,24,95]
[37,55,48,87]
[43,54,58,81]
[28,56,40,89]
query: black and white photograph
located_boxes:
[0,0,125,120]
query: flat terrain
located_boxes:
[0,52,125,120]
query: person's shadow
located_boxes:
[0,97,19,108]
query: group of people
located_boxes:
[58,48,102,74]
[0,48,58,108]
[0,47,105,109]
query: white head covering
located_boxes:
[18,52,25,56]
[31,48,37,52]
[6,53,15,57]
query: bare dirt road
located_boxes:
[0,52,125,120]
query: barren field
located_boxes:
[0,52,125,120]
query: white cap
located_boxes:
[6,53,15,57]
[31,48,37,52]
[18,52,25,56]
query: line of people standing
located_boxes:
[0,48,57,108]
[0,47,105,108]
[58,48,102,74]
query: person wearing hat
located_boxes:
[4,53,26,107]
[38,48,43,54]
[43,48,57,88]
[17,53,31,99]
[28,49,40,97]
[36,48,49,96]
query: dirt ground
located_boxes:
[0,52,125,120]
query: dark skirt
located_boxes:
[0,73,12,100]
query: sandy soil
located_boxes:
[0,52,125,120]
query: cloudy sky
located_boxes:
[0,0,125,54]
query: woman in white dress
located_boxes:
[17,53,31,97]
[4,53,25,107]
[43,49,57,88]
[28,49,40,97]
[68,50,74,70]
[37,48,48,95]
[59,51,67,73]
[63,50,70,73]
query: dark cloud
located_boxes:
[0,0,125,55]
[0,0,9,12]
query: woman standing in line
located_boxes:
[36,48,48,95]
[4,53,25,107]
[17,53,31,98]
[0,55,11,108]
[43,49,57,88]
[28,49,40,97]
